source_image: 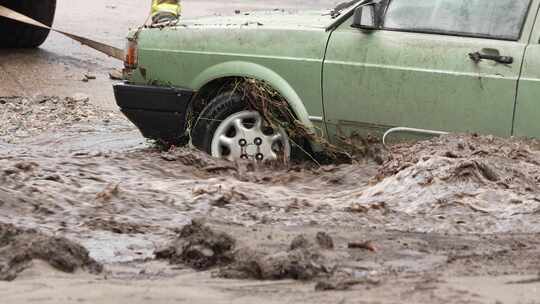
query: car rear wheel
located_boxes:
[0,0,57,48]
[191,91,291,162]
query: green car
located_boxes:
[115,0,540,161]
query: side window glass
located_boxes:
[384,0,531,40]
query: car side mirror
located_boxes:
[351,4,380,30]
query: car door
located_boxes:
[322,0,537,141]
[514,2,540,137]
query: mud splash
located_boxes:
[362,134,540,233]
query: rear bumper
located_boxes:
[114,83,194,143]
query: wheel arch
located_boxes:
[190,61,315,132]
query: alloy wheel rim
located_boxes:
[211,111,291,162]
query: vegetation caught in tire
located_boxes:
[0,0,57,48]
[191,91,292,162]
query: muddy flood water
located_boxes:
[1,95,540,304]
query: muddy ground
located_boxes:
[0,95,540,304]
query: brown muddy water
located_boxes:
[1,96,540,303]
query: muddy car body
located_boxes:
[115,0,540,160]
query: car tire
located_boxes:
[191,91,295,162]
[0,0,57,48]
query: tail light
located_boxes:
[124,38,138,69]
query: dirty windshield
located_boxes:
[384,0,531,40]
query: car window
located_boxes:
[383,0,531,40]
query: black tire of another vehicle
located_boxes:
[0,0,56,48]
[191,91,306,160]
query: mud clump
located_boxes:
[218,234,336,281]
[155,220,236,270]
[315,231,335,250]
[0,223,102,281]
[157,222,336,281]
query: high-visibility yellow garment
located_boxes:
[151,0,182,17]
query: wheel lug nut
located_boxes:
[256,153,264,161]
[254,137,263,146]
[239,139,247,147]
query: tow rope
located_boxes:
[0,5,124,60]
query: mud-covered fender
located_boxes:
[191,61,315,131]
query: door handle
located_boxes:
[468,51,513,64]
